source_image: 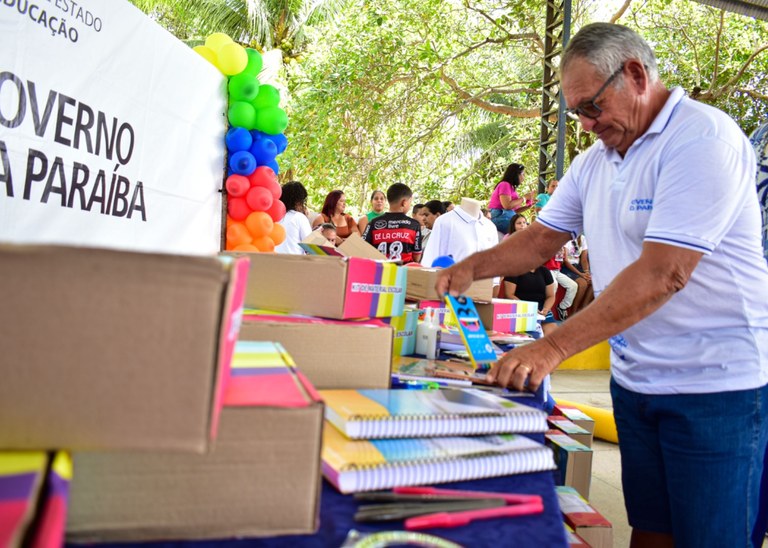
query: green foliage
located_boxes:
[131,0,768,214]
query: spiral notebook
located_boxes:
[322,423,555,493]
[320,388,548,439]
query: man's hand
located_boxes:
[434,261,476,297]
[486,337,565,392]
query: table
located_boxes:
[78,472,567,548]
[74,389,567,548]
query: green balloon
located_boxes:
[228,102,256,129]
[254,106,288,135]
[252,84,280,109]
[228,73,260,102]
[241,48,263,77]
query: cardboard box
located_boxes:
[238,312,393,389]
[477,298,538,333]
[564,523,590,547]
[240,253,406,319]
[0,245,248,451]
[553,405,596,435]
[416,299,452,326]
[405,267,493,303]
[381,308,418,356]
[301,233,389,261]
[67,342,324,542]
[546,432,593,499]
[557,486,613,548]
[548,416,593,448]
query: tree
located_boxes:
[130,0,768,213]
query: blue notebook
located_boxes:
[444,294,497,367]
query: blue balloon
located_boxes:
[249,137,278,164]
[225,127,252,153]
[271,133,288,154]
[250,129,268,142]
[229,151,257,175]
[431,255,455,268]
[262,158,280,174]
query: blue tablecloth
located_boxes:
[77,472,567,548]
[73,389,567,548]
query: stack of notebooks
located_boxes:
[320,388,556,494]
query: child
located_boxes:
[319,223,337,246]
[362,183,422,263]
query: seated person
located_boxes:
[561,234,593,313]
[502,215,558,335]
[312,190,359,245]
[362,183,422,263]
[319,223,337,247]
[535,179,558,215]
[503,268,559,336]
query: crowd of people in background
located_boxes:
[271,158,595,328]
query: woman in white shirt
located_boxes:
[275,181,312,254]
[560,235,593,313]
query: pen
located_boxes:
[405,499,544,530]
[394,486,543,505]
[355,499,506,522]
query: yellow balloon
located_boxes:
[217,43,248,76]
[192,45,217,66]
[205,32,233,52]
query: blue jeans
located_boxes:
[610,378,768,547]
[490,208,514,233]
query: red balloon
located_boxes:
[225,174,250,197]
[264,178,282,200]
[248,165,277,187]
[265,198,286,222]
[246,186,273,211]
[228,197,252,221]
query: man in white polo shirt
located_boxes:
[436,23,768,548]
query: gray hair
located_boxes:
[562,23,659,83]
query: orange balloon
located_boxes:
[234,243,260,252]
[253,236,275,252]
[269,223,286,245]
[226,215,236,228]
[226,222,252,246]
[245,211,274,238]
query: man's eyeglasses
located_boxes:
[566,64,625,120]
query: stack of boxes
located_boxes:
[237,251,406,389]
[546,404,596,500]
[0,245,251,544]
[67,341,324,542]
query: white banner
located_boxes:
[0,0,226,255]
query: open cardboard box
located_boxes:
[67,341,324,542]
[239,252,406,320]
[239,312,393,389]
[405,267,493,302]
[300,232,389,261]
[0,244,249,452]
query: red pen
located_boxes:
[393,486,545,530]
[394,486,542,505]
[405,499,544,530]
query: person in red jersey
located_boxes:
[362,183,422,263]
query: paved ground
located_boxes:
[549,369,630,547]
